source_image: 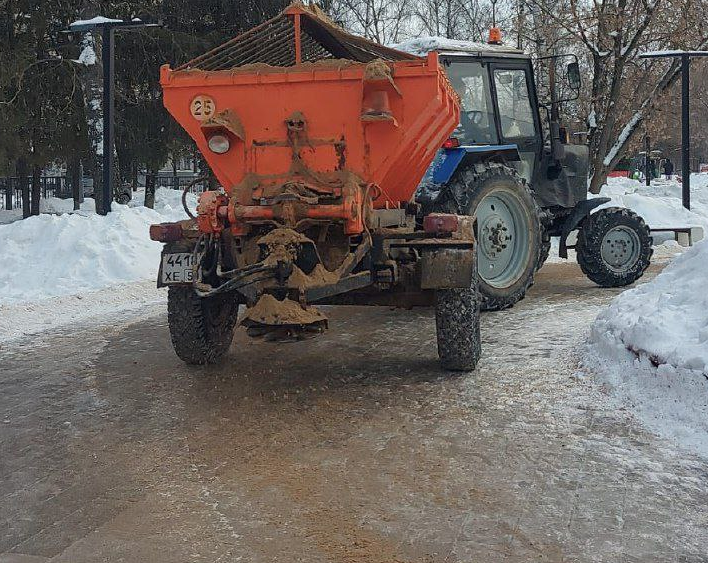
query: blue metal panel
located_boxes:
[431,144,520,184]
[415,144,521,203]
[431,148,467,184]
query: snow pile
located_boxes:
[595,175,708,232]
[0,188,193,305]
[392,36,518,56]
[1,196,96,225]
[586,238,708,455]
[590,238,708,372]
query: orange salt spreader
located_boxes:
[160,4,458,236]
[152,2,481,371]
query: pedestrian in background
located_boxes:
[663,158,674,179]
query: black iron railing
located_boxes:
[0,176,73,211]
[1,174,207,211]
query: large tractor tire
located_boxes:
[576,207,652,287]
[167,286,240,365]
[441,164,542,311]
[435,285,482,371]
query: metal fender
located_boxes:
[559,197,611,258]
[433,145,521,184]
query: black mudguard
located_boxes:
[558,197,611,258]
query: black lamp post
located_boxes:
[639,50,708,210]
[67,17,160,215]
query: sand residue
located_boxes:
[242,294,326,325]
[259,228,311,264]
[288,263,339,288]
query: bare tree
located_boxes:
[525,0,708,192]
[329,0,413,44]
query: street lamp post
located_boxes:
[639,50,708,210]
[67,17,160,215]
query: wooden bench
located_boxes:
[650,227,704,247]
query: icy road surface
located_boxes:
[1,263,706,562]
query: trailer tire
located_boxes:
[167,286,240,365]
[435,286,481,371]
[576,207,652,287]
[440,163,542,311]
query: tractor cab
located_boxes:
[436,44,588,210]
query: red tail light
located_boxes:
[150,222,183,242]
[423,213,459,234]
[442,137,460,149]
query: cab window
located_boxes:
[445,61,498,145]
[493,68,536,139]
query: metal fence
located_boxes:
[1,173,207,211]
[0,176,72,210]
[153,174,210,193]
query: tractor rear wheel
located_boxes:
[435,286,481,371]
[576,207,652,287]
[442,164,542,311]
[167,286,240,365]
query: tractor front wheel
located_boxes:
[576,207,652,287]
[167,286,240,365]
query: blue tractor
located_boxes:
[409,40,653,310]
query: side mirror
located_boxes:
[567,62,581,89]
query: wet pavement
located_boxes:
[1,263,707,563]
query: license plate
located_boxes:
[161,252,198,284]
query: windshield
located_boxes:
[444,60,498,145]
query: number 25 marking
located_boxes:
[190,96,215,121]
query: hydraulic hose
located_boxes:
[181,176,208,219]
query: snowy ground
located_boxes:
[583,176,708,458]
[0,188,196,343]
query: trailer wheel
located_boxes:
[435,286,481,371]
[167,286,240,365]
[576,207,653,287]
[441,164,542,311]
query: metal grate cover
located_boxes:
[176,2,418,71]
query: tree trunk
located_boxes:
[68,157,83,211]
[144,168,156,209]
[131,163,138,192]
[17,157,29,219]
[588,58,683,194]
[30,166,41,216]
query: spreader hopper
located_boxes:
[160,2,459,235]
